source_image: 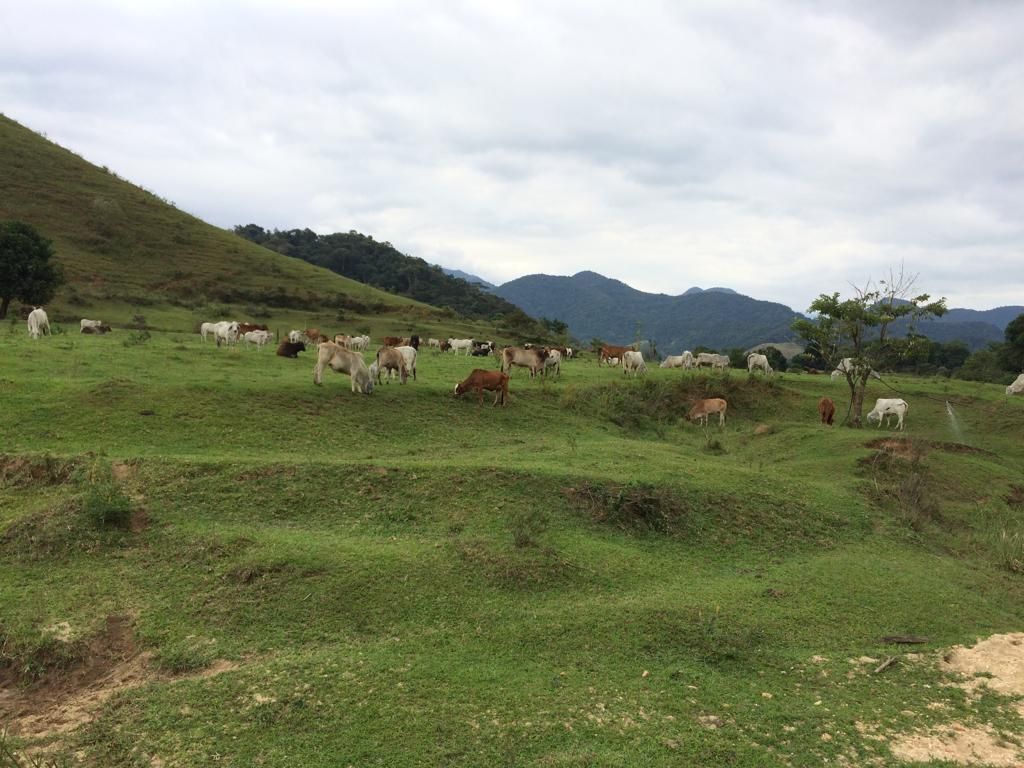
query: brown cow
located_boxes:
[238,323,269,335]
[501,346,548,378]
[687,398,728,428]
[455,369,509,406]
[373,347,408,384]
[382,336,403,347]
[818,397,836,425]
[599,344,633,366]
[276,340,306,358]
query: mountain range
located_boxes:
[490,270,1021,352]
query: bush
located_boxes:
[82,461,133,530]
[122,330,151,347]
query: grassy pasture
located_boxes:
[2,329,1024,767]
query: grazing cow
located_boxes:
[831,357,881,382]
[373,346,409,384]
[428,337,441,350]
[455,369,510,406]
[542,348,562,377]
[243,330,271,349]
[80,318,106,332]
[448,338,474,355]
[394,345,418,381]
[605,357,621,367]
[688,398,728,428]
[26,308,50,339]
[695,352,730,371]
[350,335,370,352]
[1006,373,1024,396]
[747,353,773,375]
[501,346,548,378]
[471,344,492,357]
[660,351,694,369]
[276,340,306,358]
[818,397,836,425]
[599,344,632,366]
[623,350,647,377]
[313,342,374,394]
[80,324,112,334]
[214,321,239,347]
[866,398,908,430]
[237,323,269,336]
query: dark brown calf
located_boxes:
[818,397,836,425]
[276,340,306,358]
[455,369,509,406]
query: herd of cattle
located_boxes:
[21,307,1024,427]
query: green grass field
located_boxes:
[2,328,1023,767]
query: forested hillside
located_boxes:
[234,225,526,324]
[494,271,800,351]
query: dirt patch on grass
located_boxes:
[941,633,1024,697]
[0,454,80,488]
[863,438,994,458]
[885,634,1024,765]
[0,615,239,741]
[890,724,1022,766]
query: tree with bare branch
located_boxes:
[792,268,947,426]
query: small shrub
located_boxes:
[992,529,1024,574]
[122,330,151,347]
[510,507,549,548]
[82,461,133,530]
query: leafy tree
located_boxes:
[0,220,63,319]
[761,346,788,373]
[956,349,1009,383]
[1001,313,1024,372]
[792,269,946,426]
[727,348,747,369]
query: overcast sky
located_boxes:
[2,1,1022,310]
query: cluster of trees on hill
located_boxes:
[0,220,63,319]
[234,225,530,325]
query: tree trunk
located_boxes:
[0,295,9,320]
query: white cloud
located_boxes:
[1,0,1022,310]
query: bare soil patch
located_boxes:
[941,633,1024,697]
[0,454,79,488]
[0,615,238,741]
[891,724,1022,766]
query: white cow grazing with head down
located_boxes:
[313,342,374,393]
[866,398,909,430]
[660,351,694,369]
[1007,373,1024,396]
[747,353,773,375]
[243,330,271,349]
[27,308,50,339]
[623,350,647,377]
[831,357,881,382]
[695,352,730,371]
[394,345,418,381]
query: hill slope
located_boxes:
[494,271,801,351]
[0,115,428,327]
[234,226,524,323]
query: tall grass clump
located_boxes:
[991,528,1024,573]
[82,460,133,530]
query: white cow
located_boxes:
[350,335,370,352]
[448,338,474,355]
[1006,373,1024,396]
[747,353,773,375]
[80,318,105,332]
[313,342,374,394]
[695,352,729,371]
[243,330,271,350]
[866,398,909,431]
[428,337,441,351]
[623,350,647,377]
[213,321,239,347]
[288,330,305,344]
[201,322,220,342]
[27,308,50,339]
[606,357,620,367]
[394,345,418,381]
[831,357,881,382]
[660,351,694,369]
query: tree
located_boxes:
[0,220,64,319]
[1001,313,1024,373]
[792,268,946,426]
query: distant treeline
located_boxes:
[234,225,532,325]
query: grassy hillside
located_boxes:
[0,115,442,332]
[2,327,1023,767]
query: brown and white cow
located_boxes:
[371,347,409,384]
[688,398,728,428]
[599,344,633,366]
[501,346,548,378]
[455,369,510,406]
